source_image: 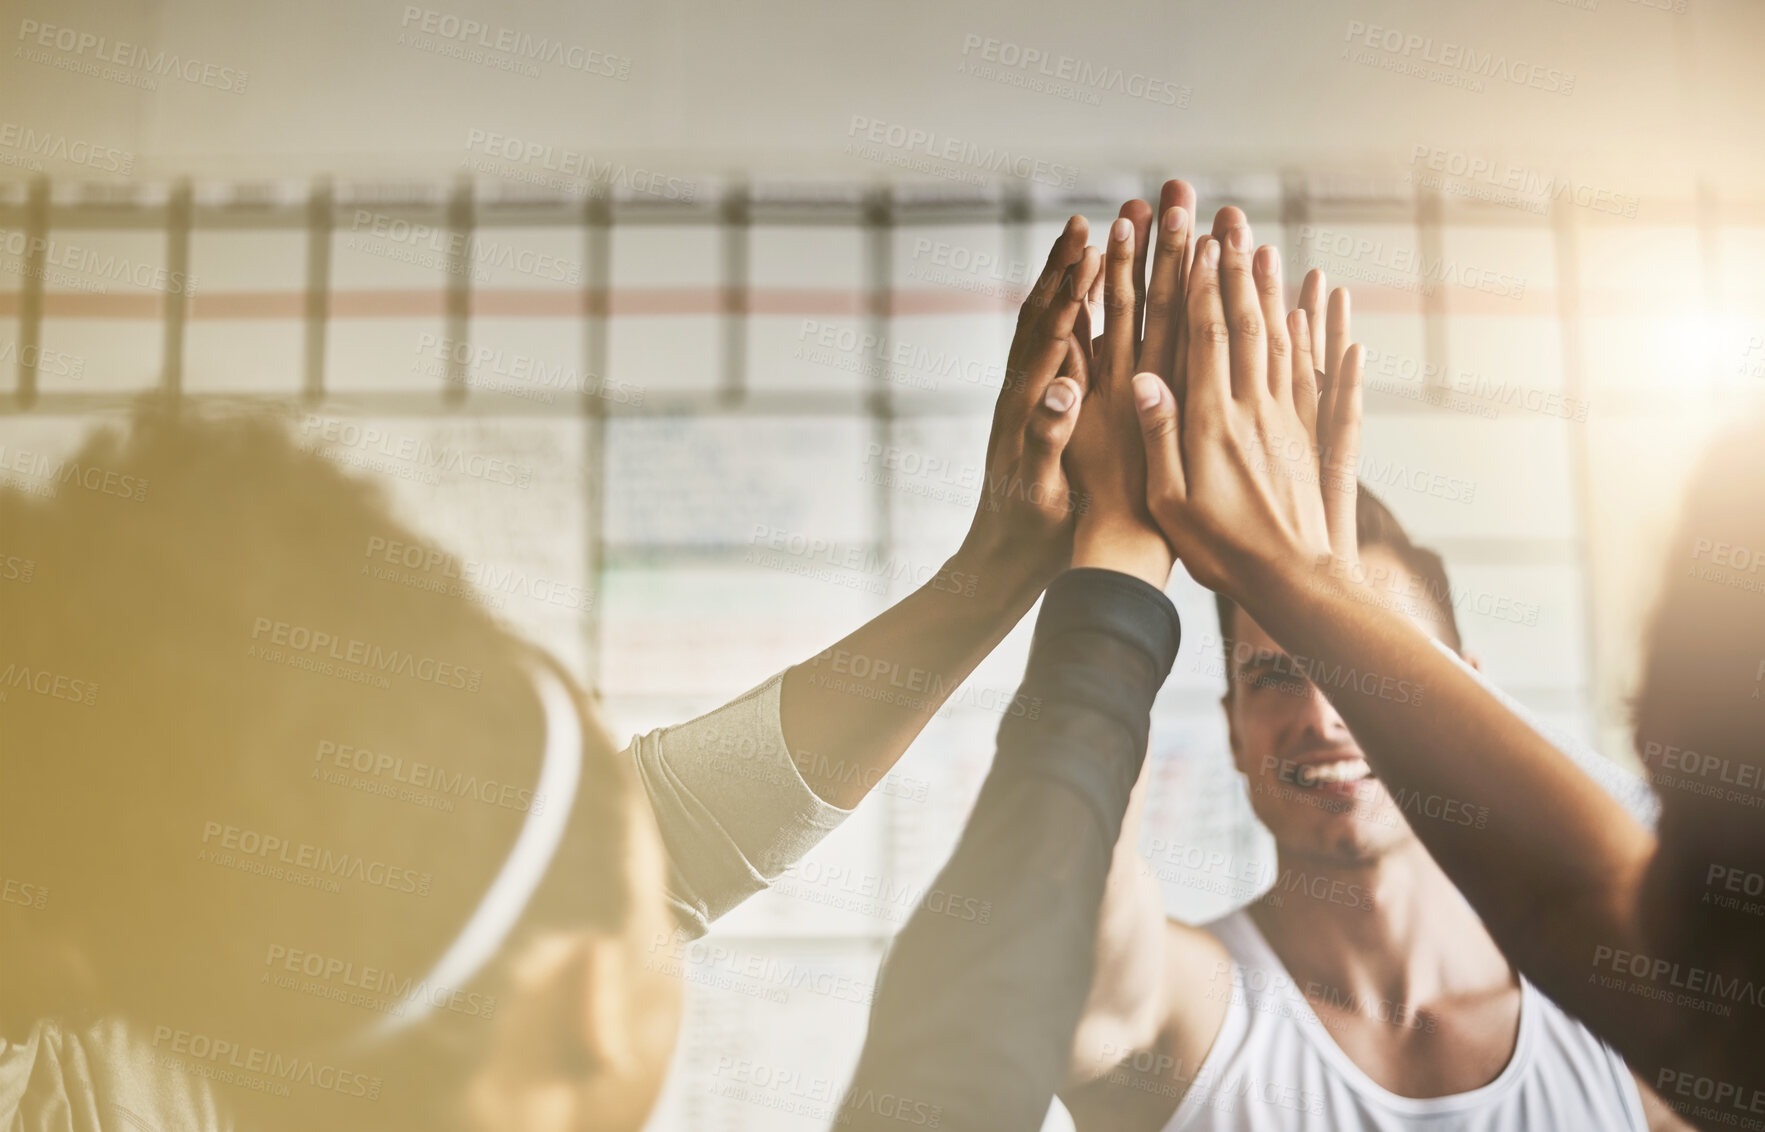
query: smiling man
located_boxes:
[1061,485,1686,1132]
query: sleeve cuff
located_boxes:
[629,671,853,938]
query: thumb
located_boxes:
[1022,375,1081,511]
[1132,372,1185,507]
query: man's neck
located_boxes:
[1249,836,1516,1014]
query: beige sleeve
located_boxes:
[625,671,854,938]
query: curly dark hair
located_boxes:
[0,398,634,1130]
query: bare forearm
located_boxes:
[779,549,1045,809]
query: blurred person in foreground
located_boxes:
[0,202,1134,1131]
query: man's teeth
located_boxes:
[1297,759,1371,786]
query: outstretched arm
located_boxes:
[839,210,1193,1131]
[837,563,1181,1132]
[638,220,1105,934]
[780,215,1099,807]
[1128,210,1671,1070]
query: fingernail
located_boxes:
[1260,246,1280,274]
[1164,206,1186,233]
[1111,216,1132,243]
[1043,380,1076,413]
[1229,225,1250,252]
[1133,373,1164,411]
[1203,239,1220,267]
[1294,308,1309,336]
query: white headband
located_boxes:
[360,659,583,1043]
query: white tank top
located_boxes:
[1162,911,1647,1131]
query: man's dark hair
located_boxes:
[1214,483,1462,689]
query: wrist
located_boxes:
[1225,547,1339,631]
[944,540,1055,620]
[1071,518,1174,591]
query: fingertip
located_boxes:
[1042,375,1080,414]
[1132,372,1168,412]
[1255,245,1281,279]
[1110,216,1133,246]
[1210,205,1245,238]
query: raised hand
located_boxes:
[1064,182,1197,588]
[954,216,1103,588]
[1128,211,1364,604]
[1293,267,1364,566]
